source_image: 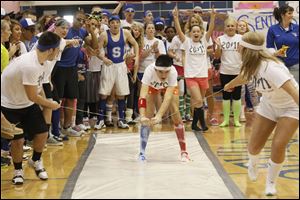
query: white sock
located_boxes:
[266,159,283,184]
[106,104,113,122]
[125,109,133,122]
[248,152,259,166]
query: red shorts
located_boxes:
[174,65,184,77]
[185,78,209,90]
[148,87,179,95]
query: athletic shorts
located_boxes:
[185,77,209,90]
[1,104,48,140]
[174,64,184,77]
[99,62,129,96]
[52,66,78,99]
[256,100,299,122]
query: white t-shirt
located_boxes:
[142,63,178,90]
[31,38,66,84]
[254,60,299,108]
[121,20,143,29]
[139,37,166,73]
[1,51,47,109]
[218,34,242,75]
[88,34,103,72]
[19,41,27,54]
[169,36,183,67]
[181,37,209,78]
[88,56,102,72]
[207,36,213,69]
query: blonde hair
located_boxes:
[224,17,237,27]
[184,14,203,33]
[131,22,144,47]
[237,20,250,34]
[240,32,280,81]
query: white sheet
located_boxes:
[71,132,233,199]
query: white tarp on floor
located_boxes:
[71,132,234,199]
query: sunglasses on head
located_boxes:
[92,11,102,15]
[88,14,102,21]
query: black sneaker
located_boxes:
[191,125,202,132]
[202,126,209,132]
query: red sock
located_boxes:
[174,124,186,153]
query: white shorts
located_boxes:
[256,100,299,122]
[99,62,129,96]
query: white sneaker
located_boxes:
[94,120,106,130]
[248,162,258,181]
[47,136,63,146]
[117,120,129,129]
[181,152,191,162]
[28,158,48,180]
[138,153,147,162]
[240,115,246,122]
[12,169,24,185]
[78,124,88,131]
[265,181,277,196]
[23,145,32,152]
[62,127,82,137]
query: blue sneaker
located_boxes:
[138,153,146,162]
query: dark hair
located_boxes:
[37,31,61,52]
[155,54,173,67]
[164,26,176,34]
[273,4,294,22]
[55,18,69,27]
[144,21,154,31]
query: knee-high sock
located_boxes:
[220,100,230,127]
[266,159,283,184]
[185,94,191,115]
[179,96,185,118]
[99,99,106,121]
[106,104,113,122]
[51,109,60,137]
[198,106,207,129]
[140,125,150,155]
[175,123,186,153]
[118,99,126,121]
[233,100,242,127]
[192,107,201,128]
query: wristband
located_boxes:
[138,98,147,109]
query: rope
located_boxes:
[60,88,224,125]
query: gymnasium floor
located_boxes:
[1,103,299,199]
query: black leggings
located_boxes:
[220,73,242,100]
[127,72,138,110]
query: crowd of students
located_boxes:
[1,2,298,196]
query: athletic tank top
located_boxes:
[106,29,125,64]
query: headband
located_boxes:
[239,40,264,51]
[37,40,60,51]
[154,66,171,71]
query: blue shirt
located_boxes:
[266,23,299,68]
[56,27,88,67]
[106,29,125,64]
[25,36,38,52]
